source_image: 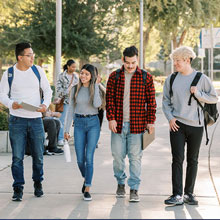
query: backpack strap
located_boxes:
[31,65,41,84]
[114,69,121,96]
[169,72,178,97]
[142,70,147,86]
[7,66,14,98]
[188,72,202,106]
[115,69,120,84]
[188,72,210,145]
[31,65,44,104]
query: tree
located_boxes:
[0,0,30,78]
[1,0,122,83]
[152,0,220,48]
[115,0,219,69]
[115,0,168,67]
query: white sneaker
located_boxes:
[44,139,49,146]
[57,140,64,146]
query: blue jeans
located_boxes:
[9,115,45,189]
[111,122,143,190]
[58,103,69,141]
[74,114,100,187]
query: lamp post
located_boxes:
[210,24,214,81]
[140,0,143,69]
[55,0,62,87]
[171,40,174,73]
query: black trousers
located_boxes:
[43,118,61,151]
[170,121,203,196]
[98,109,104,128]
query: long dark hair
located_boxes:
[63,59,75,71]
[74,64,98,105]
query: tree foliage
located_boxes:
[0,0,121,61]
[115,0,219,68]
[151,0,220,49]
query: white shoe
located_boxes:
[57,140,64,146]
[44,139,49,146]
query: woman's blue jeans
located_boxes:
[9,115,45,189]
[58,103,69,142]
[111,122,143,190]
[74,114,100,187]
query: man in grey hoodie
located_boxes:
[162,46,218,206]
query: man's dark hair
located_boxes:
[123,46,138,61]
[15,42,32,61]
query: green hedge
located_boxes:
[0,110,8,130]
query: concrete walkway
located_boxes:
[0,94,220,219]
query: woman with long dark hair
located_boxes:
[55,59,79,147]
[64,64,102,201]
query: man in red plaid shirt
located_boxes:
[106,46,156,202]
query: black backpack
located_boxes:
[170,72,219,145]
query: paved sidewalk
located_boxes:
[0,94,220,219]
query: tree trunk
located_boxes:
[164,60,167,75]
[172,35,178,49]
[172,29,187,49]
[177,29,187,47]
[79,57,89,69]
[0,59,3,80]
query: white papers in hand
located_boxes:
[20,102,40,112]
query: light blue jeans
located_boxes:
[58,103,69,142]
[74,114,100,186]
[111,122,143,190]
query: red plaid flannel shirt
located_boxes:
[106,66,156,134]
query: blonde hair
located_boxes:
[170,46,196,61]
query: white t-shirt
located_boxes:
[0,64,52,118]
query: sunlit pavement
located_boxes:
[0,93,220,219]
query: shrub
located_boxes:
[0,111,9,130]
[0,104,9,130]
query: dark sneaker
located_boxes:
[84,192,92,201]
[129,189,140,202]
[82,181,86,194]
[44,150,54,156]
[49,148,64,155]
[34,182,44,197]
[184,193,198,205]
[12,187,23,201]
[116,184,126,198]
[164,195,183,205]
